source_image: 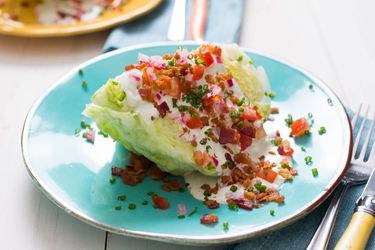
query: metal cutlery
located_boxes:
[167,0,187,41]
[307,104,375,250]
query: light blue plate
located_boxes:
[22,42,352,245]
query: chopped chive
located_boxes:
[128,203,136,210]
[270,210,275,216]
[327,98,333,106]
[309,84,314,91]
[238,107,244,112]
[237,97,246,106]
[271,139,281,146]
[308,112,313,118]
[301,146,306,152]
[115,205,122,210]
[203,190,211,197]
[312,168,319,177]
[223,221,229,231]
[78,68,84,76]
[187,54,194,60]
[188,207,198,217]
[230,110,240,120]
[247,186,254,192]
[199,138,207,145]
[236,55,243,62]
[230,185,238,192]
[204,128,213,136]
[80,120,87,129]
[228,201,238,211]
[177,215,186,219]
[142,200,148,205]
[195,58,206,66]
[268,91,276,98]
[281,163,289,169]
[172,98,178,108]
[82,80,88,88]
[318,127,326,135]
[205,145,212,152]
[147,192,157,196]
[74,128,81,136]
[178,187,185,192]
[117,195,126,201]
[284,114,293,127]
[305,156,313,165]
[110,177,116,184]
[254,181,267,192]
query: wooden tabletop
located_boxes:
[1,0,374,249]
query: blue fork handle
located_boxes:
[307,181,351,250]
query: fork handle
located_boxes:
[307,181,350,250]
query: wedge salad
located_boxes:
[83,44,304,222]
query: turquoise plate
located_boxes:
[22,42,352,245]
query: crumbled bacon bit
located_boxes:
[111,166,124,177]
[161,179,182,192]
[204,199,220,209]
[219,128,238,144]
[150,167,167,180]
[155,101,170,117]
[200,213,219,224]
[227,198,254,210]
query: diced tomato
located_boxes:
[277,141,294,157]
[192,65,205,80]
[203,95,222,107]
[257,168,278,183]
[241,107,262,121]
[213,46,222,57]
[290,118,310,137]
[200,213,219,224]
[166,78,181,98]
[200,50,214,67]
[152,195,170,210]
[186,116,203,129]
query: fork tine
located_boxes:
[368,141,375,164]
[351,104,362,127]
[352,105,369,159]
[358,113,374,161]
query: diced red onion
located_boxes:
[111,166,124,177]
[129,69,141,81]
[212,157,219,166]
[177,204,188,215]
[227,198,254,210]
[215,56,223,64]
[146,67,157,81]
[156,93,162,100]
[155,101,169,117]
[150,55,167,68]
[138,53,150,63]
[227,79,234,87]
[86,129,95,143]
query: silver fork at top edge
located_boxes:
[307,104,375,250]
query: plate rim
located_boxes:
[0,0,162,37]
[21,41,353,245]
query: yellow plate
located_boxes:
[0,0,162,37]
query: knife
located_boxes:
[167,0,187,41]
[189,0,208,41]
[335,168,375,250]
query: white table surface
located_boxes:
[1,0,375,249]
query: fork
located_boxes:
[307,104,375,250]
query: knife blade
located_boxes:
[167,0,187,41]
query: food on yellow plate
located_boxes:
[83,44,298,211]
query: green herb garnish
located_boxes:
[284,114,293,127]
[301,146,306,152]
[142,200,148,205]
[200,138,208,145]
[318,127,326,135]
[305,156,313,165]
[230,185,238,192]
[228,201,238,211]
[74,128,81,136]
[203,190,211,197]
[82,80,88,88]
[236,55,243,62]
[117,195,126,201]
[182,85,209,108]
[271,140,281,146]
[309,84,314,91]
[223,221,229,230]
[230,110,240,120]
[128,203,136,210]
[98,130,109,138]
[147,192,157,196]
[254,181,267,192]
[270,210,275,216]
[177,215,186,219]
[109,177,116,184]
[327,98,333,106]
[188,207,198,217]
[312,168,318,177]
[78,68,84,76]
[115,205,122,210]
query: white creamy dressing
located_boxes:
[184,137,290,204]
[116,53,289,204]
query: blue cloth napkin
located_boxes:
[103,0,244,52]
[232,109,375,250]
[103,1,374,249]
